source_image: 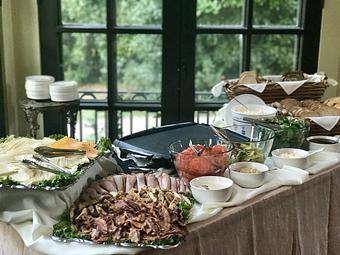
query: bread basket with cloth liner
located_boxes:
[224,71,332,104]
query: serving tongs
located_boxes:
[242,117,282,131]
[210,124,231,142]
[34,146,86,157]
[22,154,72,175]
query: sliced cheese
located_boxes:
[49,137,97,158]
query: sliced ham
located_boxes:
[113,175,125,192]
[179,180,186,193]
[84,173,188,201]
[98,179,117,192]
[170,177,178,193]
[136,173,146,191]
[160,173,171,190]
[146,174,160,189]
[103,176,118,191]
[155,172,163,189]
[125,174,137,193]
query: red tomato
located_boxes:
[174,144,229,181]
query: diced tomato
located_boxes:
[174,144,229,181]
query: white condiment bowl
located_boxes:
[307,136,340,152]
[231,104,277,125]
[229,162,268,188]
[190,176,233,204]
[271,148,309,169]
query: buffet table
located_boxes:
[1,163,340,255]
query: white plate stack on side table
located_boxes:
[25,75,55,100]
[49,81,79,102]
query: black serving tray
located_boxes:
[113,122,249,160]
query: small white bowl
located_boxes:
[307,136,340,152]
[229,162,268,188]
[231,104,277,125]
[271,148,309,169]
[190,176,233,204]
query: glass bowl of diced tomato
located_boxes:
[168,138,234,182]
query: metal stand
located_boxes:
[20,98,80,138]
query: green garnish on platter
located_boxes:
[48,134,66,141]
[0,135,112,189]
[33,161,92,188]
[33,172,80,188]
[0,176,21,186]
[96,137,112,156]
[179,194,194,223]
[53,213,88,239]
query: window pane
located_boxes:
[116,0,162,25]
[197,0,245,26]
[62,33,107,101]
[250,34,298,75]
[118,110,161,137]
[195,34,242,103]
[194,110,217,125]
[253,0,300,26]
[117,35,161,102]
[75,110,108,142]
[61,0,106,24]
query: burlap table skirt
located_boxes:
[142,164,340,255]
[1,164,340,255]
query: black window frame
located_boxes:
[37,0,323,140]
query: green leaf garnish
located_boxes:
[48,134,66,140]
[53,212,87,239]
[0,176,21,186]
[32,161,92,188]
[96,137,112,156]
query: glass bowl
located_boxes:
[219,124,276,163]
[168,138,234,182]
[262,117,310,151]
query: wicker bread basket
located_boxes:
[224,72,328,104]
[308,122,340,136]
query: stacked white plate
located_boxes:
[25,75,55,100]
[49,81,79,102]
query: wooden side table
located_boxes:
[20,99,80,138]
